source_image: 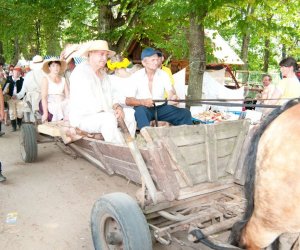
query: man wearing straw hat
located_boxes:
[69,40,128,144]
[17,55,45,122]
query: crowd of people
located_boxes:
[0,39,299,182]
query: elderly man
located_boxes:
[69,40,127,144]
[126,47,192,130]
[17,55,45,122]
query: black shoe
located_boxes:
[0,131,4,137]
[11,119,17,132]
[0,173,6,182]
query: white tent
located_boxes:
[205,29,244,65]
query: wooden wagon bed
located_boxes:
[37,119,249,204]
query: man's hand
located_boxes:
[140,98,154,107]
[42,113,48,123]
[114,107,124,119]
[168,94,179,106]
[12,95,17,100]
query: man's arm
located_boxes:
[125,97,153,107]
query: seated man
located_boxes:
[126,47,192,129]
[69,40,128,144]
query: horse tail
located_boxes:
[229,98,300,246]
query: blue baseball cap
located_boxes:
[141,47,162,60]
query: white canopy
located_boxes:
[205,29,244,65]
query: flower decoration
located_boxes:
[107,58,131,71]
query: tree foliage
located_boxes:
[0,0,298,72]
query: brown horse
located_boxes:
[230,99,300,249]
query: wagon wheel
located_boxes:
[19,124,38,163]
[91,192,152,250]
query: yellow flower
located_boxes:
[107,58,131,71]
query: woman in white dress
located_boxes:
[41,58,69,122]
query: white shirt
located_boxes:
[69,62,116,127]
[17,69,45,99]
[109,74,136,106]
[129,68,172,101]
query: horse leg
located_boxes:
[241,216,280,250]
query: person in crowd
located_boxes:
[271,57,300,105]
[0,87,6,181]
[60,44,80,88]
[125,47,192,130]
[8,64,14,77]
[256,74,277,114]
[0,63,6,135]
[3,66,24,131]
[17,55,45,122]
[129,64,143,74]
[107,54,136,137]
[23,65,31,77]
[69,40,128,144]
[157,52,177,100]
[41,58,69,122]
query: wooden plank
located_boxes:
[214,120,244,140]
[143,125,206,146]
[90,141,114,175]
[174,171,188,188]
[234,124,254,184]
[216,137,236,158]
[205,125,218,182]
[226,119,250,175]
[104,157,141,184]
[187,161,208,184]
[178,143,206,165]
[162,137,194,187]
[217,155,230,178]
[37,123,61,137]
[178,182,235,200]
[146,142,180,201]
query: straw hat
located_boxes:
[61,44,81,63]
[79,40,115,58]
[42,57,67,74]
[29,55,44,70]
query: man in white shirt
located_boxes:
[69,40,126,144]
[126,47,192,129]
[17,55,45,122]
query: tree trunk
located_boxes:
[35,19,41,55]
[0,41,4,64]
[240,4,255,83]
[263,38,270,72]
[187,12,206,107]
[12,37,20,65]
[282,44,286,59]
[97,2,113,41]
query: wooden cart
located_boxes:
[19,119,250,249]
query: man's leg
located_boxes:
[157,105,192,125]
[0,161,6,182]
[133,106,154,130]
[78,112,125,144]
[8,99,17,131]
[0,122,4,136]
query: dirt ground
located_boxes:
[0,124,224,250]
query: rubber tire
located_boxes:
[20,124,38,163]
[91,192,152,250]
